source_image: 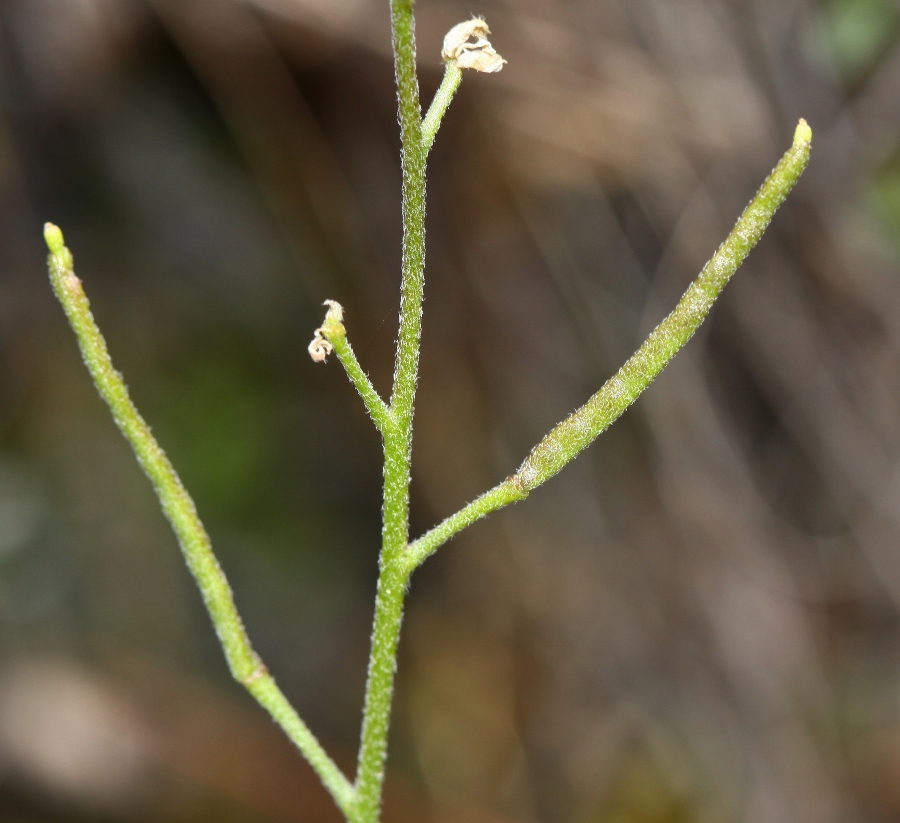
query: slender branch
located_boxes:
[44,224,357,820]
[421,61,462,154]
[333,336,392,434]
[402,120,813,571]
[245,678,357,816]
[403,478,528,572]
[311,301,392,435]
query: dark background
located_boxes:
[0,0,899,821]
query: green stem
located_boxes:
[422,61,462,154]
[352,560,410,823]
[403,478,528,572]
[402,120,813,571]
[353,1,425,820]
[387,0,425,433]
[44,224,357,820]
[334,335,392,434]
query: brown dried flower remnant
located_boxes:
[441,17,506,73]
[308,300,344,363]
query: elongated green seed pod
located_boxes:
[44,225,357,817]
[515,120,812,491]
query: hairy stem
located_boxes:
[353,1,424,820]
[403,478,528,573]
[351,561,409,823]
[422,61,462,154]
[44,224,357,820]
[334,333,392,434]
[387,0,425,432]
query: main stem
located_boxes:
[354,2,425,820]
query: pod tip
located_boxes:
[44,222,65,255]
[794,118,812,146]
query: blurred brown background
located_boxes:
[0,0,899,821]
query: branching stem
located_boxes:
[45,0,811,809]
[422,61,463,154]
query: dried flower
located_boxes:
[308,300,344,363]
[441,17,506,73]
